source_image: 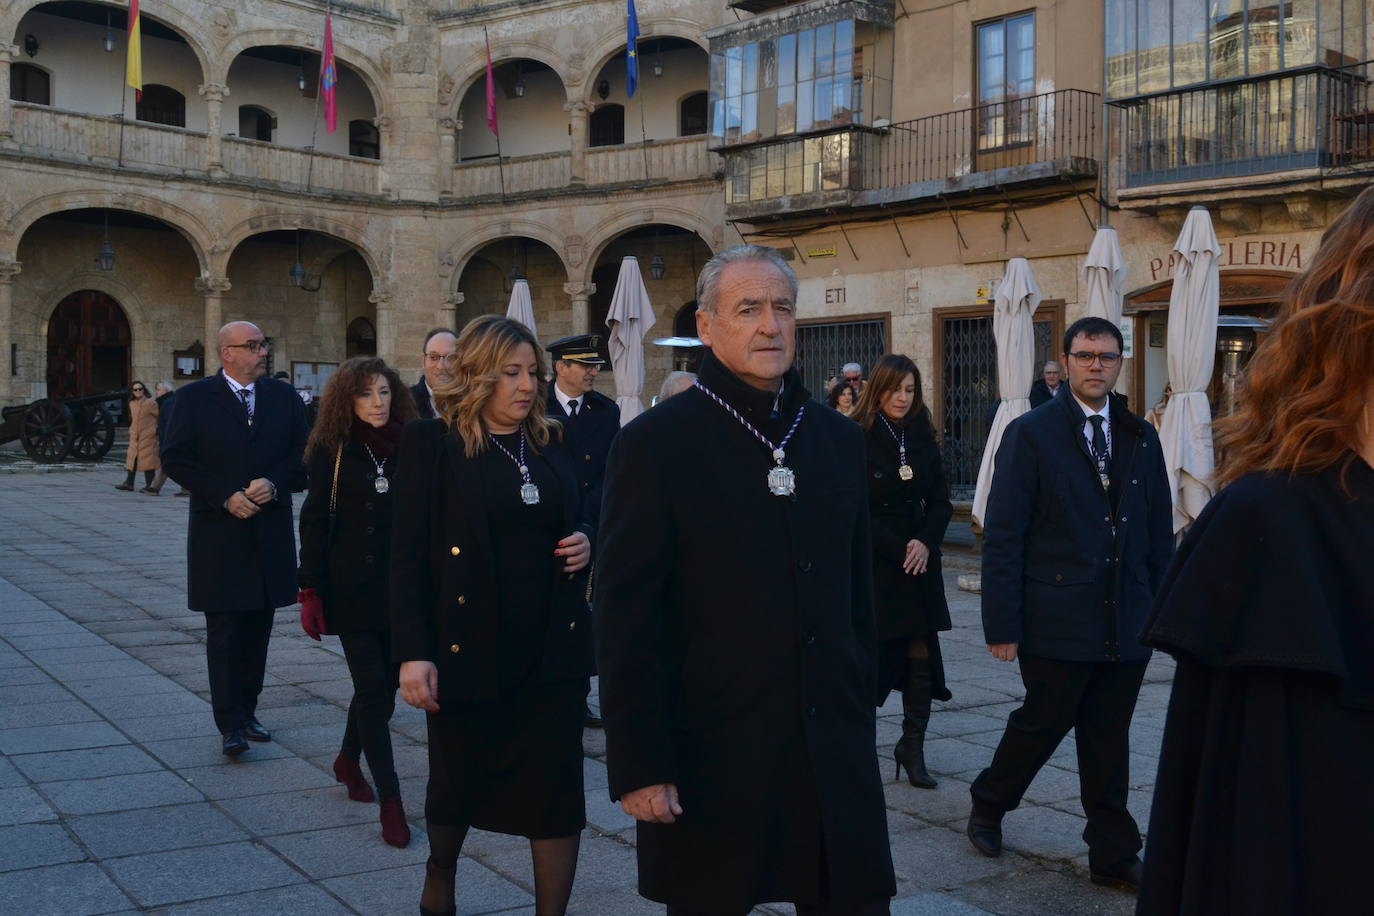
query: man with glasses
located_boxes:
[967,316,1173,894]
[1028,360,1064,408]
[411,328,457,420]
[162,321,309,757]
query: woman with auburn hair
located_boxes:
[296,356,417,847]
[850,354,954,789]
[390,315,594,916]
[1137,186,1374,915]
[827,380,857,415]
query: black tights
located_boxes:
[423,824,580,916]
[123,469,155,488]
[337,630,400,799]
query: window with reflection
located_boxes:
[709,18,892,149]
[722,132,858,204]
[976,13,1036,150]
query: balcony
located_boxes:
[1112,62,1374,189]
[450,136,717,201]
[721,88,1099,221]
[9,103,383,198]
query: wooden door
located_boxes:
[47,291,131,400]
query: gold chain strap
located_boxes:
[329,445,342,515]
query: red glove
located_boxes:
[298,589,327,640]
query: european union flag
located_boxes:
[626,0,640,98]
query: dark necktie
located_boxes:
[568,399,579,418]
[238,388,253,425]
[1088,414,1109,487]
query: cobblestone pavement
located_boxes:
[0,470,1172,915]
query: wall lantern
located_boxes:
[298,70,308,93]
[597,79,610,101]
[103,9,115,53]
[289,231,322,291]
[650,255,666,281]
[94,213,116,272]
[24,34,39,58]
[514,63,526,98]
[653,42,664,78]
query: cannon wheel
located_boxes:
[20,400,75,463]
[70,403,117,461]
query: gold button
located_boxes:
[450,546,461,556]
[568,621,576,630]
[1055,574,1063,582]
[457,596,466,605]
[584,454,591,461]
[449,644,461,653]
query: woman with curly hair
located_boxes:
[849,354,954,789]
[390,315,594,916]
[296,356,417,847]
[827,380,857,415]
[1137,186,1374,914]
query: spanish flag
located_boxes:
[126,0,143,101]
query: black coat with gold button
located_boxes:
[388,419,594,703]
[546,385,619,529]
[298,440,395,634]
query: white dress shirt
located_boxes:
[1072,393,1112,457]
[553,383,582,417]
[223,371,256,420]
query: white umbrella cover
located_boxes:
[1083,226,1126,326]
[1158,206,1220,534]
[972,258,1042,527]
[505,279,537,338]
[605,256,656,425]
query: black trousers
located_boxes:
[667,902,889,916]
[337,629,401,799]
[970,654,1148,872]
[204,608,275,734]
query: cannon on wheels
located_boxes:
[0,390,123,464]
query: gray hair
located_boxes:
[695,245,798,315]
[1043,361,1062,372]
[841,362,862,375]
[657,370,697,402]
[155,381,174,395]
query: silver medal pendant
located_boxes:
[767,465,796,497]
[520,482,541,505]
[1099,473,1111,491]
[374,476,389,494]
[898,464,914,481]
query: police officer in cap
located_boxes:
[546,333,620,728]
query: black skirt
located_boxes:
[424,679,589,838]
[876,635,952,705]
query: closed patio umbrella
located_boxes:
[505,278,537,338]
[1083,226,1125,326]
[1158,206,1220,533]
[605,256,656,425]
[972,257,1042,527]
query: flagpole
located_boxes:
[117,6,130,168]
[638,83,650,182]
[305,0,330,193]
[484,26,507,203]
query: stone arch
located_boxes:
[216,30,388,121]
[220,212,385,284]
[6,191,213,273]
[447,220,571,293]
[582,207,718,286]
[31,274,149,362]
[446,42,571,120]
[4,1,214,86]
[575,20,710,103]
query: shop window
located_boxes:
[136,84,186,128]
[238,106,274,142]
[10,63,50,105]
[349,119,380,159]
[679,91,708,136]
[590,104,625,147]
[975,13,1035,151]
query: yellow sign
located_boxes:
[975,286,993,303]
[806,245,837,258]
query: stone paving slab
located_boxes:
[0,470,1166,914]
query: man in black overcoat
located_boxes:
[1027,360,1064,408]
[968,317,1173,892]
[411,327,457,420]
[595,245,895,915]
[161,321,308,757]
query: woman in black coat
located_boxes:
[297,356,417,848]
[1137,186,1374,915]
[850,354,954,789]
[391,316,594,916]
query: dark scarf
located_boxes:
[350,415,403,460]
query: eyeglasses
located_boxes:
[225,340,271,354]
[424,352,449,364]
[131,386,145,393]
[1068,351,1121,368]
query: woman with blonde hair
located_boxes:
[296,356,417,847]
[390,315,594,916]
[849,354,954,790]
[1137,186,1374,914]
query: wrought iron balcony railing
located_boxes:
[1112,61,1374,187]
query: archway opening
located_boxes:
[455,237,568,341]
[456,59,565,161]
[47,290,130,401]
[587,38,708,143]
[227,46,378,158]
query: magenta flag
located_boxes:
[320,13,338,134]
[484,33,498,137]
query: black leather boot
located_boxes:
[893,658,937,789]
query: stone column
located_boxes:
[373,117,394,197]
[564,281,595,335]
[198,83,229,177]
[196,276,230,376]
[443,291,463,330]
[370,287,395,366]
[438,118,456,197]
[0,44,21,149]
[0,260,21,401]
[565,101,590,185]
